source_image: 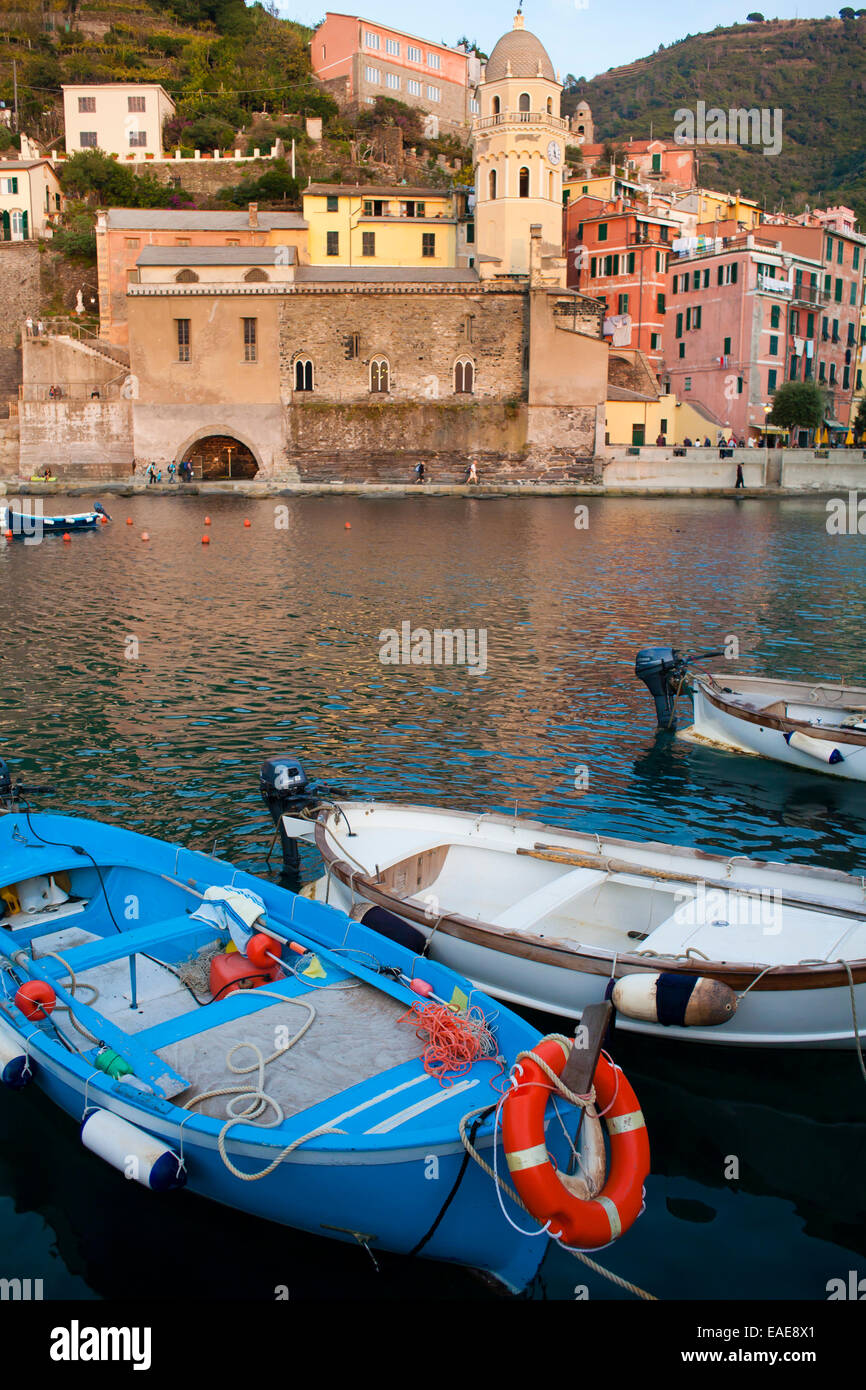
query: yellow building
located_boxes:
[0,158,63,240]
[562,173,644,207]
[302,184,460,268]
[694,187,762,229]
[605,392,726,447]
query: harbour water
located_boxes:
[1,492,864,1300]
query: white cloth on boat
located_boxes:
[190,885,267,952]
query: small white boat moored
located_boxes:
[635,647,866,782]
[274,793,866,1050]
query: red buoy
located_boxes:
[4,529,12,540]
[243,519,251,528]
[62,532,71,543]
[344,522,351,530]
[126,517,133,525]
[201,535,210,545]
[204,516,212,526]
[141,531,149,541]
[15,981,57,1021]
[246,932,278,969]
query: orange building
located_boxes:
[95,204,308,346]
[565,194,677,375]
[575,139,697,192]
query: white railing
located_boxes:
[474,112,568,131]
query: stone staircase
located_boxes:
[290,452,600,486]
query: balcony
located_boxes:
[474,111,569,131]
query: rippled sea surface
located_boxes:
[1,493,865,1301]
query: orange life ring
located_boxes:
[502,1036,650,1249]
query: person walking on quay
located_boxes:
[414,460,425,484]
[24,316,33,338]
[735,462,745,488]
[655,432,666,446]
[466,459,479,484]
[167,461,177,483]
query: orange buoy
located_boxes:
[4,529,12,540]
[502,1039,650,1249]
[344,522,351,530]
[62,533,71,543]
[15,981,57,1021]
[243,518,251,528]
[201,535,210,545]
[126,517,133,525]
[99,515,109,525]
[204,516,212,526]
[141,531,149,541]
[246,932,278,969]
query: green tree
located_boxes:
[854,397,866,439]
[768,381,825,434]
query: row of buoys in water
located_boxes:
[122,515,253,541]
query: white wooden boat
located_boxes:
[291,799,866,1049]
[635,648,866,782]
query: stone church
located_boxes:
[30,16,613,483]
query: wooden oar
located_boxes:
[516,843,866,922]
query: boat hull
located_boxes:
[684,680,866,783]
[309,802,866,1049]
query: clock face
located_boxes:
[547,140,562,165]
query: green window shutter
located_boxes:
[730,262,738,283]
[675,312,683,338]
[0,210,9,241]
[21,210,28,238]
[627,251,635,274]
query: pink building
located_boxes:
[575,139,697,192]
[311,14,480,136]
[664,227,863,441]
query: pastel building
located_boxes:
[302,184,461,268]
[62,84,176,158]
[0,158,63,240]
[575,139,697,192]
[564,194,677,374]
[95,206,309,346]
[664,232,839,440]
[311,14,480,135]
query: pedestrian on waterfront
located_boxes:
[655,432,666,446]
[735,463,745,488]
[37,320,44,337]
[466,459,478,484]
[414,460,425,484]
[747,436,756,448]
[167,461,177,483]
[25,316,33,337]
[703,436,712,447]
[683,436,693,447]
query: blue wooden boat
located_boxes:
[0,794,651,1293]
[0,502,110,538]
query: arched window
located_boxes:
[454,358,474,394]
[548,171,554,200]
[518,92,531,112]
[489,168,497,200]
[175,268,199,282]
[244,267,269,282]
[492,95,500,115]
[577,124,585,135]
[294,358,313,391]
[519,166,530,198]
[370,357,389,393]
[547,97,553,114]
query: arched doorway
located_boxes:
[181,435,259,480]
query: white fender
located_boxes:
[0,1019,31,1088]
[80,1110,186,1191]
[613,972,737,1027]
[785,730,844,764]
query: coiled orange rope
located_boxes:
[398,1001,501,1086]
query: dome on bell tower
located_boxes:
[485,13,556,82]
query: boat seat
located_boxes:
[491,868,607,933]
[37,915,222,976]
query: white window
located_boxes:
[365,66,380,84]
[0,177,18,194]
[427,53,441,69]
[364,30,380,48]
[79,131,98,147]
[128,131,147,147]
[427,85,440,102]
[78,96,95,113]
[386,38,400,55]
[10,210,24,239]
[407,79,421,96]
[385,73,400,90]
[407,44,422,62]
[128,95,146,112]
[469,98,479,114]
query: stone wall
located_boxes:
[19,399,133,479]
[126,159,278,199]
[0,416,20,479]
[0,242,42,402]
[279,286,527,404]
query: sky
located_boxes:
[266,1,846,80]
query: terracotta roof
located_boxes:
[304,184,450,199]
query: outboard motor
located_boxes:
[635,647,683,729]
[635,646,725,730]
[259,755,317,876]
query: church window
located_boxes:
[518,92,531,113]
[294,358,313,391]
[489,169,497,200]
[244,268,269,282]
[175,269,198,282]
[547,98,553,114]
[454,359,474,393]
[370,358,390,393]
[492,96,500,115]
[519,167,530,198]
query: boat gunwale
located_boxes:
[314,811,866,992]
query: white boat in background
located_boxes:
[635,647,866,782]
[279,798,866,1050]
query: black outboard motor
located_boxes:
[259,755,317,874]
[635,647,683,729]
[635,646,725,730]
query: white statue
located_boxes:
[75,289,84,315]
